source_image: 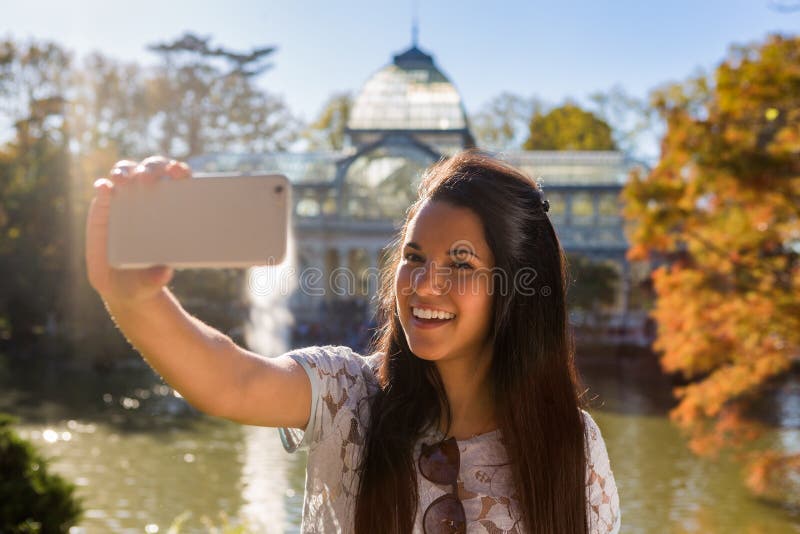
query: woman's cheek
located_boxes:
[459,274,493,322]
[459,271,487,299]
[394,266,411,298]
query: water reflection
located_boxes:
[11,414,244,532]
[239,425,306,533]
[238,209,304,532]
[581,351,800,534]
[4,351,800,532]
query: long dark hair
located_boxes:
[354,150,588,533]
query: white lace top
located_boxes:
[278,344,621,533]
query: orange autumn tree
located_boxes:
[623,34,800,504]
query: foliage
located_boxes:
[304,91,352,150]
[589,84,660,161]
[68,52,152,175]
[622,34,800,501]
[0,34,299,363]
[524,103,617,151]
[145,32,300,158]
[0,38,73,346]
[565,253,620,341]
[0,39,72,131]
[0,413,83,533]
[470,92,544,150]
[565,253,619,313]
[168,268,249,341]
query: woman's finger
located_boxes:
[109,160,137,188]
[166,159,192,180]
[135,155,171,185]
[85,178,114,291]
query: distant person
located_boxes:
[86,151,620,533]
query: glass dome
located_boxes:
[348,45,468,131]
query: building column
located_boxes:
[592,192,601,227]
[564,192,573,226]
[299,245,323,314]
[322,247,339,302]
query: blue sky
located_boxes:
[2,0,798,124]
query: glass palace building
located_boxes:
[190,43,652,344]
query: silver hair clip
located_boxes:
[533,189,550,213]
[534,176,549,213]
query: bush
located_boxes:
[0,413,83,533]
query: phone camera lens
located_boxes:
[274,185,284,194]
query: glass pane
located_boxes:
[598,193,620,216]
[342,142,436,221]
[571,192,594,225]
[322,193,338,215]
[545,192,565,216]
[349,64,467,131]
[296,197,320,217]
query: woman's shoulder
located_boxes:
[278,345,380,454]
[580,410,616,485]
[580,409,602,439]
[282,344,381,383]
[579,409,610,462]
[580,408,621,532]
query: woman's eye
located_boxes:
[403,253,472,271]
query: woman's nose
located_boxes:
[413,261,448,295]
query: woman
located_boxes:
[86,151,619,533]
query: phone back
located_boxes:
[108,173,290,269]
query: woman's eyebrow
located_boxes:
[404,241,481,261]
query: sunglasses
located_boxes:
[418,436,467,534]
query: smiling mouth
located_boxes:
[409,307,456,327]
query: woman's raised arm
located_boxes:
[85,156,312,428]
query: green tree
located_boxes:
[565,253,620,341]
[0,35,304,364]
[0,413,83,533]
[146,32,299,158]
[622,34,800,505]
[304,91,352,150]
[68,52,151,174]
[566,253,619,313]
[524,103,617,151]
[0,39,73,346]
[470,92,544,150]
[589,85,658,160]
[144,33,301,339]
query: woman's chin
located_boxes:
[406,340,448,362]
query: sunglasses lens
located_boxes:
[419,437,460,485]
[423,493,467,534]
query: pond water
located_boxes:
[2,349,799,533]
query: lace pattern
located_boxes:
[278,345,621,533]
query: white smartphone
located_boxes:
[107,173,291,269]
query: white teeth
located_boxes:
[412,307,455,320]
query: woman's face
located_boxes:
[395,199,496,364]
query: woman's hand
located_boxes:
[85,156,191,308]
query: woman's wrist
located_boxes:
[103,287,172,318]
